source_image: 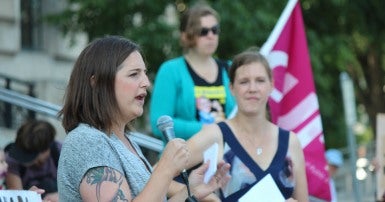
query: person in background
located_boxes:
[150,2,236,141]
[57,35,230,202]
[1,148,49,199]
[0,148,8,190]
[5,119,61,202]
[325,148,343,202]
[185,50,309,201]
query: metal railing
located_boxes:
[0,87,164,153]
[0,74,36,128]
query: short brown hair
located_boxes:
[15,119,56,152]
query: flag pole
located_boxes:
[340,72,362,202]
[260,0,298,56]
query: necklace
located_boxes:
[231,118,266,156]
[256,147,263,155]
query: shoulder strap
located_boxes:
[277,128,290,161]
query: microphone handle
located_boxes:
[180,169,189,193]
[162,127,175,142]
[185,196,198,202]
[161,126,195,201]
[181,169,198,202]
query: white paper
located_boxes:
[239,174,285,202]
[203,142,218,184]
[0,190,42,202]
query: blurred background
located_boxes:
[0,0,384,201]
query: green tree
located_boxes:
[46,0,181,75]
[302,0,385,148]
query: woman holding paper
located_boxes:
[186,50,308,201]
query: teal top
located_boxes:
[150,56,236,141]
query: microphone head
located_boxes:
[156,115,174,131]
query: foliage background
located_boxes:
[47,0,385,150]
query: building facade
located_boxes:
[0,0,87,142]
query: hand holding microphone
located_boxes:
[157,115,197,202]
[157,115,190,176]
[161,138,190,177]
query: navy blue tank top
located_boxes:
[217,122,294,201]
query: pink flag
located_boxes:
[260,0,331,200]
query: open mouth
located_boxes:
[135,93,147,103]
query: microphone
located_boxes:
[156,115,197,202]
[156,115,175,142]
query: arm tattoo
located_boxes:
[84,167,129,202]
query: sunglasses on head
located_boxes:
[199,25,220,37]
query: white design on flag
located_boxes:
[297,115,323,148]
[270,88,283,103]
[277,93,319,130]
[266,51,288,70]
[266,50,287,103]
[266,51,299,102]
[269,71,299,103]
[283,73,298,95]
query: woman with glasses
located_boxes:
[150,2,236,142]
